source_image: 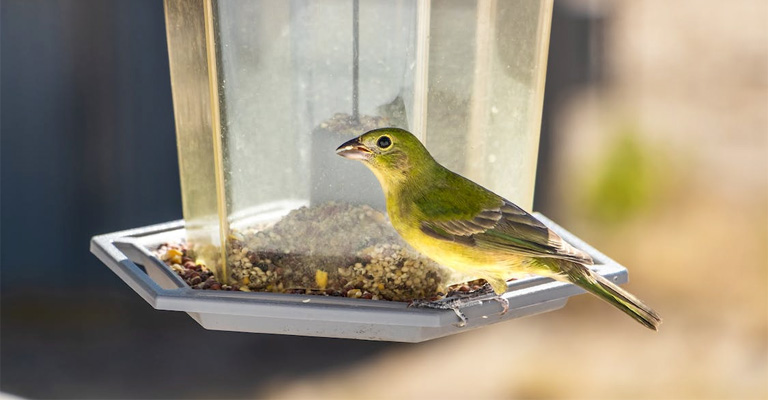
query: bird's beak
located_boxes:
[336,137,372,161]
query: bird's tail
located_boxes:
[558,260,662,331]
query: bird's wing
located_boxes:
[420,198,593,265]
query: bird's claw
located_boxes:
[471,283,509,314]
[495,296,509,315]
[409,298,470,327]
[408,283,509,327]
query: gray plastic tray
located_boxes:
[90,213,628,342]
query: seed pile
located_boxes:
[156,202,454,301]
[315,113,390,136]
[156,243,225,290]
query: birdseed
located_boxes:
[153,202,490,302]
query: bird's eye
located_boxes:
[377,136,392,149]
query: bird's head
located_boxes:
[335,128,433,185]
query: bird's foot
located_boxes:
[408,282,509,327]
[467,283,509,315]
[409,298,471,327]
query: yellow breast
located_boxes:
[386,197,527,278]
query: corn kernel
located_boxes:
[315,269,328,290]
[166,248,183,264]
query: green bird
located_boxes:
[336,128,662,330]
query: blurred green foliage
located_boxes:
[583,128,663,223]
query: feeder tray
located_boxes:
[90,213,628,343]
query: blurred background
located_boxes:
[1,0,766,398]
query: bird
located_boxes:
[336,127,662,330]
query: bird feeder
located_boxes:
[91,0,630,342]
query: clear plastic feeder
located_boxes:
[164,0,554,295]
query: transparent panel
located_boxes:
[426,0,552,211]
[215,1,305,217]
